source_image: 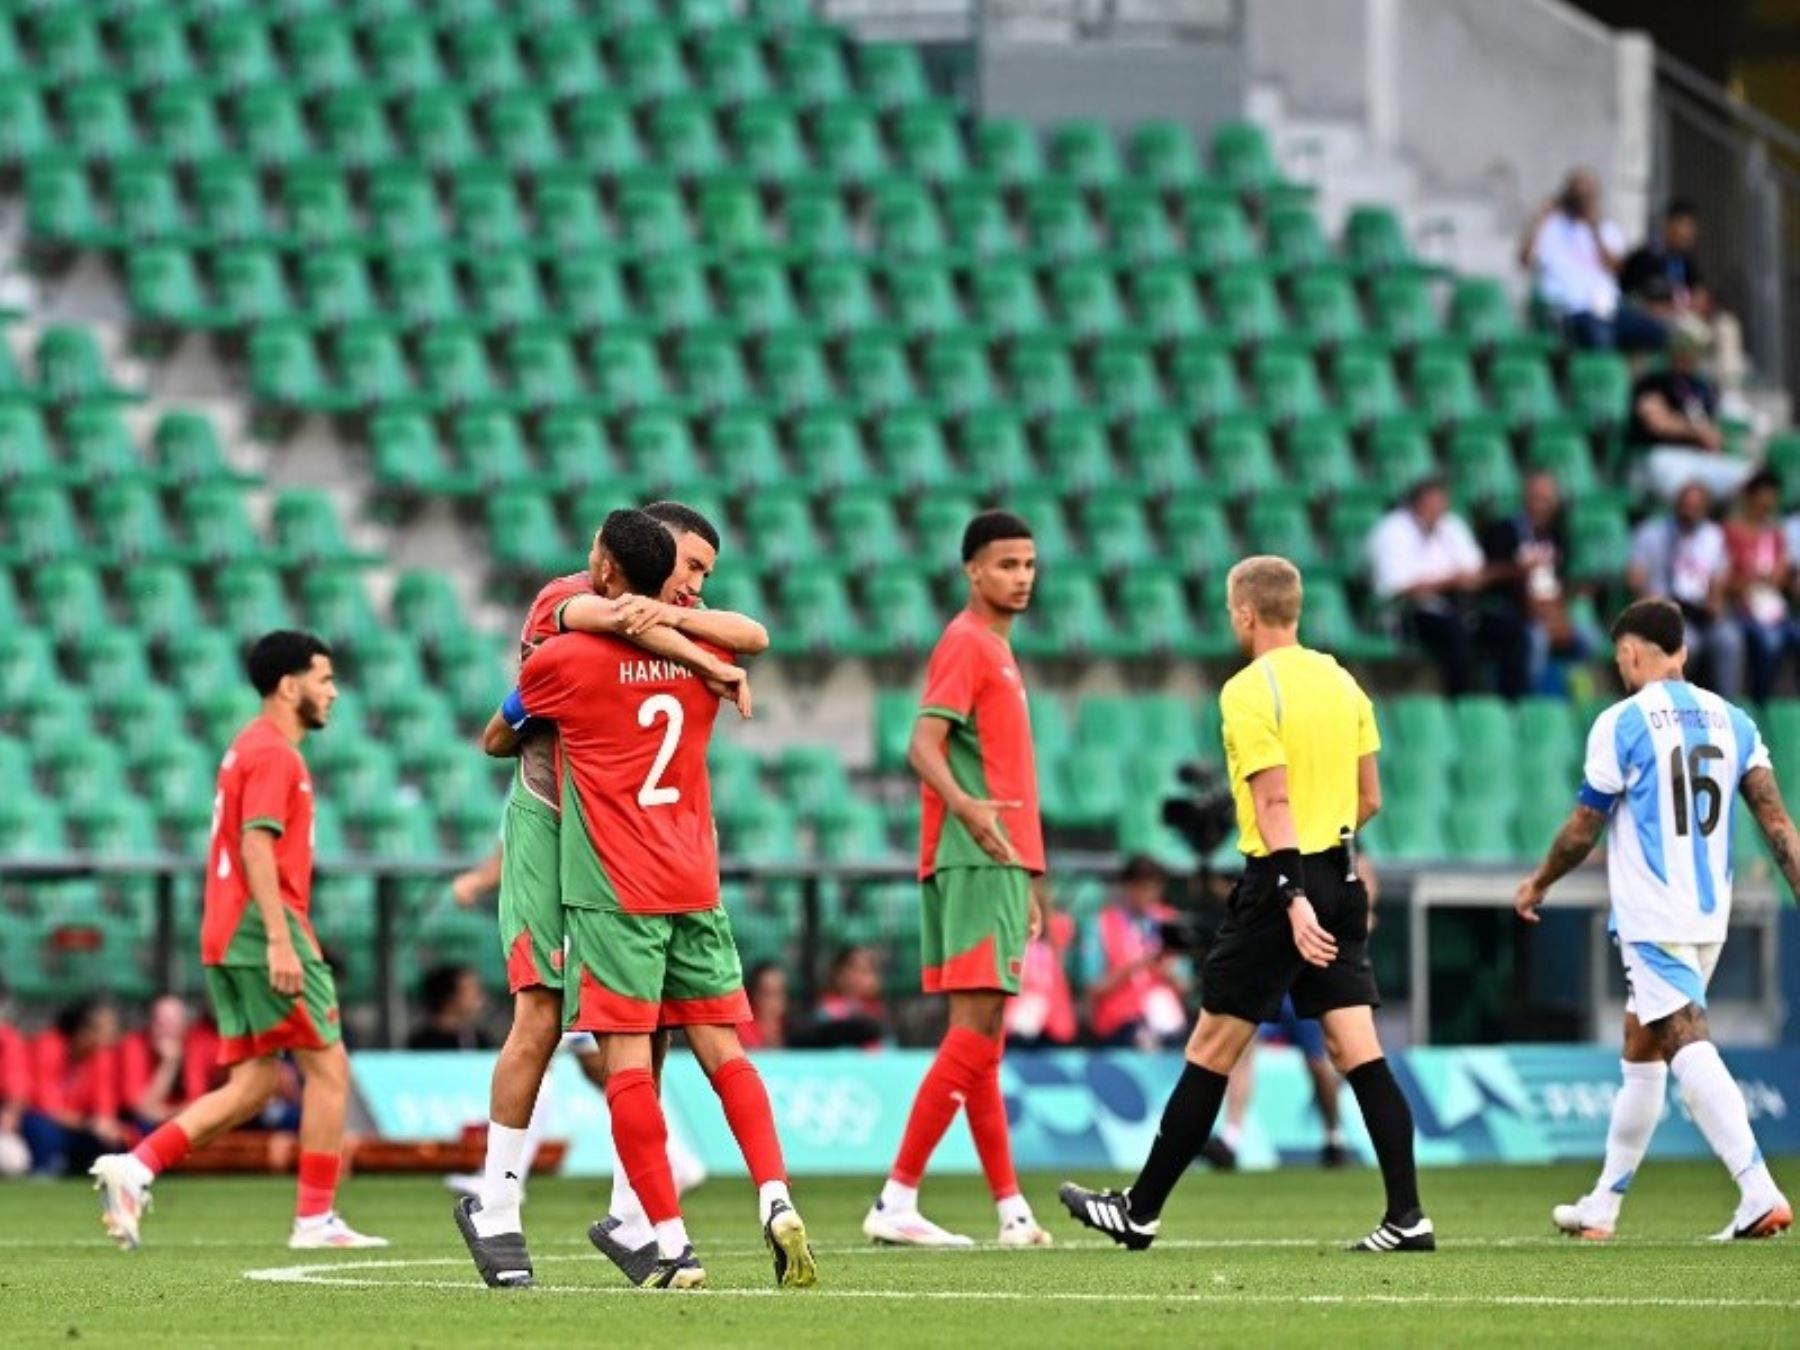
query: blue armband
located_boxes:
[1577,781,1617,813]
[500,687,531,732]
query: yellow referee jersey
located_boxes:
[1218,644,1380,857]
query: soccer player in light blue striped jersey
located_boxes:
[1516,599,1793,1241]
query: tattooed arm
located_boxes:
[1514,803,1609,923]
[1741,767,1800,899]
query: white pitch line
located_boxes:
[241,1258,1800,1310]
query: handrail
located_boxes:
[1655,49,1800,166]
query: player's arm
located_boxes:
[1513,803,1608,923]
[1245,765,1338,970]
[1741,766,1800,899]
[452,845,503,907]
[1356,752,1381,826]
[483,687,531,758]
[550,599,753,714]
[908,714,1020,865]
[241,826,304,996]
[560,594,770,657]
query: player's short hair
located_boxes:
[1610,598,1686,655]
[420,964,473,1016]
[1227,555,1303,627]
[246,630,331,696]
[961,510,1033,562]
[600,508,678,596]
[642,500,722,552]
[1665,197,1699,222]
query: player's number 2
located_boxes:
[637,693,684,807]
[1669,744,1725,838]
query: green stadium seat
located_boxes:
[708,410,784,495]
[465,254,545,329]
[1343,205,1414,272]
[1447,420,1521,511]
[393,570,471,646]
[803,258,879,333]
[204,13,279,88]
[1765,434,1800,508]
[35,11,107,85]
[971,262,1049,339]
[698,180,770,254]
[697,25,773,105]
[38,327,127,404]
[1078,493,1149,575]
[298,248,376,327]
[843,332,916,409]
[782,184,855,259]
[0,401,52,483]
[719,795,802,864]
[1251,342,1326,421]
[1053,261,1128,339]
[1129,263,1207,344]
[64,80,139,163]
[32,561,107,644]
[1291,268,1366,345]
[1009,485,1073,560]
[150,411,233,486]
[1567,500,1631,584]
[1122,412,1201,495]
[113,160,187,243]
[864,569,939,653]
[1566,350,1631,430]
[25,159,101,245]
[1131,121,1204,189]
[1118,571,1202,657]
[400,89,480,174]
[91,480,170,560]
[1368,414,1437,499]
[1450,276,1544,350]
[299,566,378,647]
[720,257,801,334]
[585,332,666,411]
[563,92,642,175]
[1410,339,1483,424]
[453,408,534,489]
[331,322,414,408]
[1017,569,1114,660]
[452,168,527,253]
[1525,419,1601,498]
[974,117,1045,186]
[777,570,868,655]
[649,96,726,180]
[618,175,694,255]
[282,166,356,249]
[1168,336,1242,423]
[1184,194,1257,271]
[1328,492,1386,579]
[1207,412,1280,499]
[674,329,751,411]
[450,21,527,96]
[1101,184,1180,265]
[3,482,81,562]
[1286,413,1360,498]
[622,410,703,494]
[1209,120,1282,193]
[271,488,356,565]
[483,93,562,174]
[894,102,970,183]
[0,629,55,709]
[147,87,225,164]
[317,88,397,169]
[1368,272,1440,345]
[1489,350,1562,428]
[196,160,273,245]
[1213,265,1286,346]
[872,182,946,259]
[961,408,1037,493]
[826,489,904,573]
[123,9,197,86]
[1245,494,1322,572]
[526,172,605,260]
[920,331,996,412]
[858,42,928,109]
[535,410,613,495]
[214,562,294,641]
[1041,410,1115,495]
[1091,337,1163,420]
[181,481,261,561]
[1051,119,1122,187]
[486,489,568,573]
[123,563,203,641]
[289,13,364,93]
[1006,336,1079,417]
[552,254,629,334]
[788,410,867,491]
[615,25,691,100]
[760,331,836,413]
[369,15,446,94]
[1025,182,1099,261]
[874,407,957,491]
[911,494,979,569]
[415,323,500,408]
[128,247,210,328]
[1330,339,1403,425]
[164,628,239,706]
[890,261,964,337]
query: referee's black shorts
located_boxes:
[1200,846,1378,1025]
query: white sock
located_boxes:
[1219,1123,1242,1150]
[758,1180,792,1225]
[880,1179,919,1212]
[997,1193,1033,1228]
[472,1123,529,1238]
[608,1171,654,1248]
[293,1212,332,1231]
[654,1216,691,1261]
[1670,1043,1775,1201]
[1324,1127,1345,1148]
[521,1069,551,1177]
[1589,1060,1667,1216]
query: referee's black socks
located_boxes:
[1346,1058,1423,1223]
[1126,1063,1230,1223]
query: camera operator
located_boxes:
[1083,857,1192,1050]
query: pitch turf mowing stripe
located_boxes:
[244,1256,1800,1309]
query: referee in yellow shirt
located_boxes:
[1061,557,1433,1253]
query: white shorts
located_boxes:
[1620,940,1722,1024]
[561,1031,600,1056]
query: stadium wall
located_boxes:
[1249,0,1655,231]
[353,1046,1800,1178]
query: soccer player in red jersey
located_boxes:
[864,511,1054,1248]
[470,510,814,1293]
[456,506,764,1287]
[90,631,385,1250]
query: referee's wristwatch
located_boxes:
[1270,849,1306,908]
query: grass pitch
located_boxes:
[2,1160,1794,1348]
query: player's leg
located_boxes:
[1630,943,1790,1239]
[600,1030,705,1289]
[1555,1011,1665,1239]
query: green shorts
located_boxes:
[921,866,1031,995]
[204,959,341,1066]
[500,795,564,993]
[563,906,750,1035]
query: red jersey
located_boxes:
[30,1031,119,1120]
[0,1022,28,1107]
[117,1029,215,1114]
[513,572,591,814]
[517,631,727,915]
[200,717,317,967]
[917,610,1045,878]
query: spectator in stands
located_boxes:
[1370,477,1497,696]
[739,962,789,1052]
[1628,325,1748,504]
[22,999,126,1176]
[1085,856,1190,1050]
[0,981,29,1178]
[1629,481,1745,698]
[810,946,886,1049]
[407,965,493,1051]
[1007,908,1078,1049]
[1621,199,1747,393]
[119,995,214,1132]
[1520,169,1664,351]
[1479,471,1589,697]
[1725,470,1798,703]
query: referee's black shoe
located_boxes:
[1058,1182,1160,1251]
[1348,1210,1436,1253]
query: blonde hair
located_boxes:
[1227,555,1303,627]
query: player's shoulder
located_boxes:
[227,719,303,771]
[533,571,590,606]
[929,610,989,659]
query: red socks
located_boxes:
[295,1150,340,1221]
[605,1067,679,1224]
[131,1121,192,1178]
[964,1033,1020,1202]
[710,1056,787,1187]
[890,1026,993,1187]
